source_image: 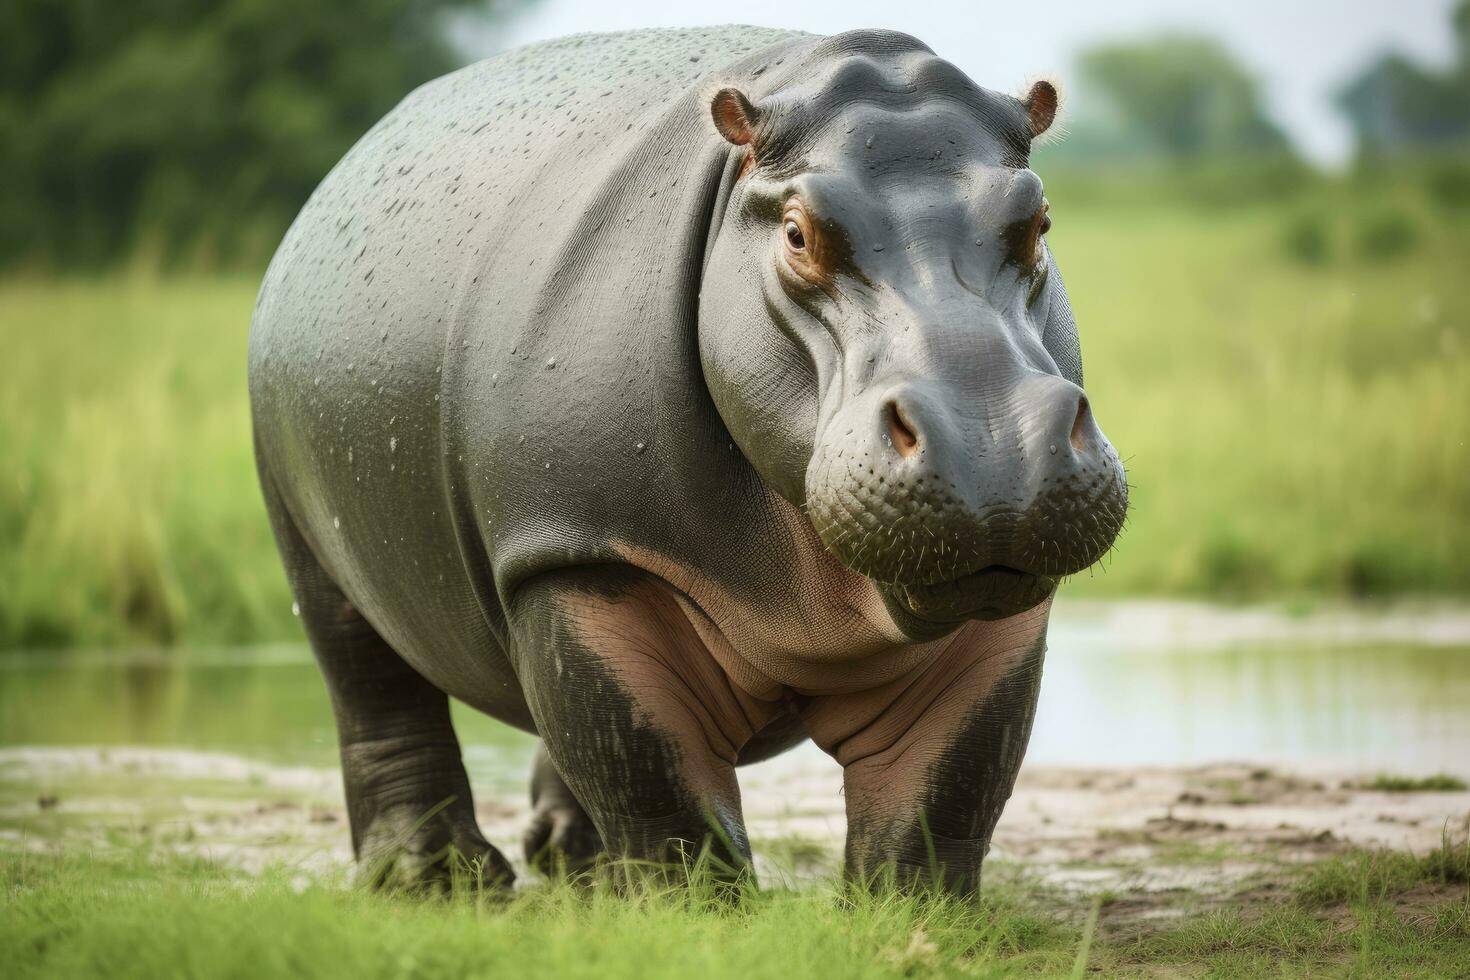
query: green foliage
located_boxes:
[1358,773,1470,793]
[1426,158,1470,208]
[1052,165,1470,601]
[1297,824,1470,906]
[1132,905,1337,961]
[1075,34,1293,161]
[1281,211,1331,266]
[0,0,522,270]
[1123,900,1470,978]
[0,275,291,648]
[1356,206,1420,261]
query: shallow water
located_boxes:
[1034,603,1470,776]
[2,600,1468,790]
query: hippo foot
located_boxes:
[523,797,604,877]
[523,742,605,877]
[357,806,515,893]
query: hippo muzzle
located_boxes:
[807,363,1127,624]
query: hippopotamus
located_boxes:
[248,25,1127,894]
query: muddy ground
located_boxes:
[5,745,1467,920]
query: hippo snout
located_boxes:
[806,374,1128,622]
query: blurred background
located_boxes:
[2,2,1468,780]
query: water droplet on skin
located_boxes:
[545,357,556,369]
[635,442,646,453]
[390,437,397,452]
[333,516,341,529]
[872,244,884,252]
[291,601,301,617]
[1049,444,1058,455]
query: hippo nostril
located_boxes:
[1069,396,1091,452]
[885,401,919,458]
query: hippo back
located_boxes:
[248,27,807,707]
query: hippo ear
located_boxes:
[1022,79,1059,139]
[711,88,763,147]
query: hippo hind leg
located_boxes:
[523,742,604,876]
[258,463,513,891]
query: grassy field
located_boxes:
[3,839,1467,979]
[2,168,1468,648]
[1,276,283,648]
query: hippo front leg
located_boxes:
[806,607,1049,894]
[510,567,777,883]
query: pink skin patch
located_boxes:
[555,574,783,803]
[612,487,947,698]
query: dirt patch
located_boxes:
[4,748,1468,900]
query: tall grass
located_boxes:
[1055,167,1470,598]
[3,168,1468,648]
[2,276,288,648]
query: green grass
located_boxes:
[1296,822,1470,907]
[1,275,286,648]
[1057,169,1470,600]
[1,850,1078,979]
[1125,902,1470,979]
[3,167,1469,648]
[1357,773,1470,793]
[3,842,1468,979]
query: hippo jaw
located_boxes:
[894,566,1057,624]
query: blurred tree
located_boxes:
[1337,0,1470,157]
[0,0,525,269]
[1075,34,1293,161]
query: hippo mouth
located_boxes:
[890,564,1056,623]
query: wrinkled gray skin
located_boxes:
[249,26,1127,893]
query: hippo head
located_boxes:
[698,33,1127,637]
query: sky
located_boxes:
[458,0,1461,167]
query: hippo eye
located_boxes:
[779,205,826,284]
[784,219,806,251]
[1013,200,1051,269]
